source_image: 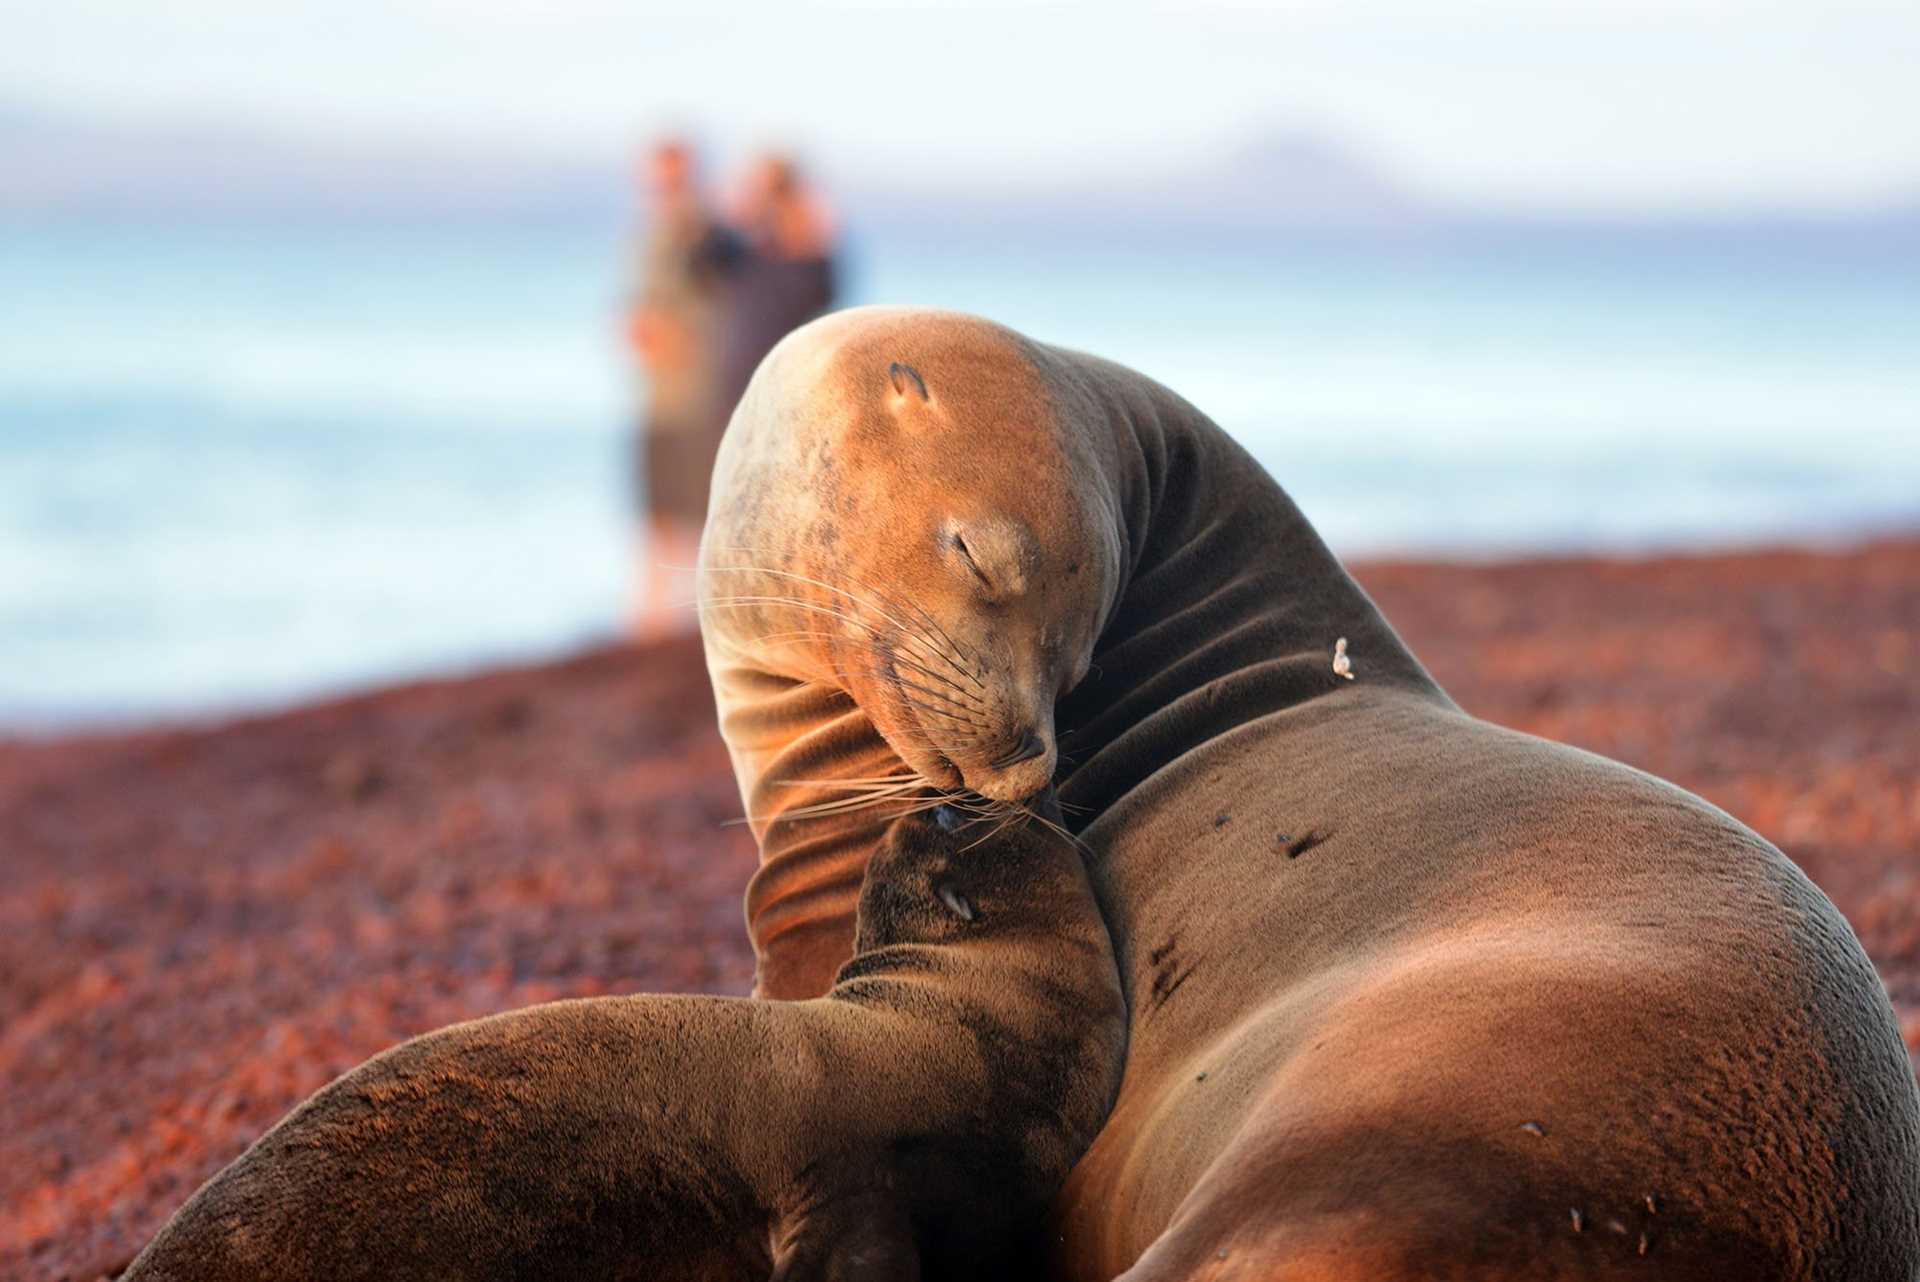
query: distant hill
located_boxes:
[0,105,1431,231]
[0,106,620,220]
[843,131,1430,233]
[3,104,1914,240]
[1154,132,1428,226]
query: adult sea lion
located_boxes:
[121,803,1125,1281]
[699,306,1920,1277]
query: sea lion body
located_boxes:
[1060,698,1918,1278]
[122,807,1125,1281]
[702,307,1920,1277]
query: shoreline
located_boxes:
[4,538,1917,1280]
[10,528,1920,741]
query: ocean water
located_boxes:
[3,216,1917,724]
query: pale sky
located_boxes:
[6,0,1920,214]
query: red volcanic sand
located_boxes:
[4,542,1919,1280]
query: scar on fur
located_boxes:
[1332,636,1354,680]
[888,361,929,401]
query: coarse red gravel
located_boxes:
[3,541,1917,1281]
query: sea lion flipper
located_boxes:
[124,997,784,1280]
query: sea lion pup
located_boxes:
[700,306,1920,1278]
[120,802,1125,1282]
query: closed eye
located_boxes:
[950,531,993,591]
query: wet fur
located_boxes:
[702,307,1920,1279]
[121,812,1125,1281]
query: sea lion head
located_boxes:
[706,307,1127,805]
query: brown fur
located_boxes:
[701,308,1128,999]
[702,306,1920,1278]
[120,807,1125,1281]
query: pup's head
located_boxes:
[848,792,1094,956]
[836,792,1127,1241]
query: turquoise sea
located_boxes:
[3,215,1917,723]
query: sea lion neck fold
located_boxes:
[1020,340,1452,827]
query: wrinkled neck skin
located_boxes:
[703,325,1450,999]
[1037,343,1451,818]
[1029,344,1451,945]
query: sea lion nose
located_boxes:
[933,803,966,833]
[995,728,1048,769]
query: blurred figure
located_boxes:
[626,138,733,639]
[624,146,838,641]
[715,154,839,420]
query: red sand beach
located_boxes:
[4,540,1918,1281]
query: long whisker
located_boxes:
[730,796,935,826]
[697,565,1000,783]
[700,559,980,680]
[1012,798,1092,855]
[700,593,989,715]
[960,804,1026,853]
[697,559,927,639]
[749,630,984,708]
[731,769,1043,835]
[890,597,981,682]
[697,594,883,639]
[858,584,984,687]
[775,773,925,787]
[750,784,933,821]
[879,649,987,704]
[778,786,926,805]
[716,554,984,674]
[1024,809,1085,850]
[699,553,985,688]
[894,680,985,722]
[776,797,926,820]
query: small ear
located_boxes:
[887,361,929,401]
